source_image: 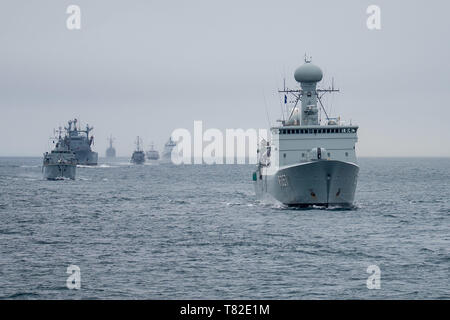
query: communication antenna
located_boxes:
[304,53,312,63]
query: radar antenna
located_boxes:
[304,53,312,63]
[278,84,339,124]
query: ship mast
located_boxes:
[278,57,339,125]
[135,136,142,152]
[108,135,115,148]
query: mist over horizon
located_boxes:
[1,0,449,157]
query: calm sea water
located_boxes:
[0,157,449,299]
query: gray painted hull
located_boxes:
[105,148,116,158]
[74,151,98,166]
[43,164,76,180]
[255,160,359,207]
[131,151,145,164]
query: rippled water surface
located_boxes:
[0,157,449,299]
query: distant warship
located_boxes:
[254,57,359,207]
[146,142,160,160]
[131,136,145,164]
[43,128,77,180]
[105,135,116,158]
[162,137,176,162]
[64,119,98,165]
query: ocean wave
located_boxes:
[77,164,117,168]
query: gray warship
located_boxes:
[161,137,176,162]
[64,119,98,165]
[131,136,145,164]
[105,135,116,158]
[43,128,77,180]
[146,142,160,160]
[254,58,359,207]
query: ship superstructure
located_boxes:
[254,58,359,207]
[64,119,98,165]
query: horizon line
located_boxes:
[1,155,449,159]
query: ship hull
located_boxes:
[74,151,98,166]
[43,164,76,180]
[160,154,173,164]
[146,152,159,161]
[105,148,116,158]
[131,151,145,164]
[255,160,359,207]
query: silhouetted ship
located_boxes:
[106,135,116,158]
[162,137,176,162]
[146,142,160,160]
[131,136,145,164]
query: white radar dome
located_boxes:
[294,62,323,83]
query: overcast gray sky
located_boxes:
[1,0,449,157]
